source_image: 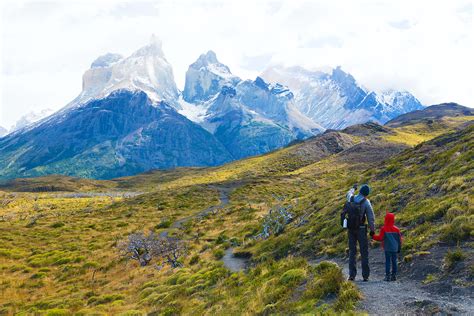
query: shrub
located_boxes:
[87,294,125,306]
[444,248,466,270]
[189,255,199,265]
[255,205,293,239]
[50,222,65,228]
[43,309,69,316]
[215,234,228,245]
[279,268,306,286]
[0,248,25,259]
[155,220,172,229]
[440,216,473,242]
[334,281,362,311]
[305,261,343,299]
[30,272,47,279]
[213,249,225,260]
[423,274,439,284]
[117,232,187,268]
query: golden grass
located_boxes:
[385,116,474,146]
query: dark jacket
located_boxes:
[346,189,376,232]
[373,213,402,252]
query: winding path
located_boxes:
[159,183,237,238]
[314,251,473,315]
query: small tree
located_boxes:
[255,205,293,239]
[117,232,155,266]
[159,237,186,268]
[117,232,186,268]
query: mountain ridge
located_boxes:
[260,65,424,129]
[0,39,443,180]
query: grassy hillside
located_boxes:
[0,110,472,314]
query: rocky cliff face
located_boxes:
[200,76,324,159]
[183,50,240,103]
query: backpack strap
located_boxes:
[358,197,367,223]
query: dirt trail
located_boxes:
[160,183,239,238]
[315,250,473,315]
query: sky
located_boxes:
[0,0,472,129]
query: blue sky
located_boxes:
[0,0,472,128]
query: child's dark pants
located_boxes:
[385,251,397,276]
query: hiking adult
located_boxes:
[341,184,375,281]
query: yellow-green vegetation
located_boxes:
[0,116,472,314]
[444,248,467,270]
[384,116,474,146]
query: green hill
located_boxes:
[0,105,472,315]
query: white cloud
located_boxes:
[0,0,472,128]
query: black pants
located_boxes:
[348,227,370,279]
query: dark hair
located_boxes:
[360,184,370,196]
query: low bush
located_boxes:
[444,248,466,270]
[213,249,225,260]
[279,268,306,286]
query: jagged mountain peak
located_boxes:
[260,64,423,129]
[91,53,123,68]
[253,76,294,99]
[195,50,219,66]
[183,51,240,103]
[73,36,180,110]
[132,34,165,57]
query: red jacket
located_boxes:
[373,213,402,252]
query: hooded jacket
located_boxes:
[373,212,402,252]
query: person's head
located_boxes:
[360,184,370,197]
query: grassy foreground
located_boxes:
[0,116,472,315]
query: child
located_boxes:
[372,212,402,281]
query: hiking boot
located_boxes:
[348,276,355,281]
[390,274,396,281]
[384,275,390,281]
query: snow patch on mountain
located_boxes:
[177,96,207,123]
[11,108,55,132]
[0,126,7,137]
[261,65,423,129]
[70,35,180,110]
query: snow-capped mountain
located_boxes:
[0,126,7,137]
[377,89,425,119]
[200,76,324,158]
[261,65,423,129]
[0,38,427,180]
[183,50,240,103]
[70,35,180,110]
[180,52,323,158]
[11,108,55,131]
